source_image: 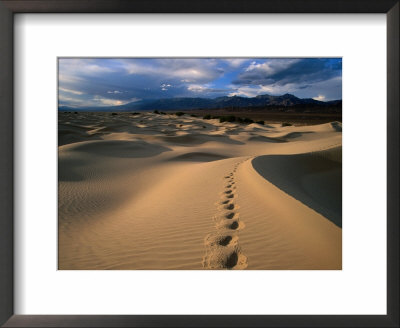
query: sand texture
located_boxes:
[58,112,342,270]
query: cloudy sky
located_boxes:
[58,58,342,108]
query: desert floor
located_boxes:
[58,112,342,270]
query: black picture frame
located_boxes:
[0,1,398,327]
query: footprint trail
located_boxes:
[202,159,248,269]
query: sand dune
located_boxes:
[58,112,342,270]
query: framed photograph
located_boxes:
[0,0,398,327]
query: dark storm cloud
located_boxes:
[233,58,342,86]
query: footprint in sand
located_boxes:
[224,203,236,210]
[218,236,233,246]
[219,234,239,247]
[227,220,244,230]
[225,212,237,220]
[225,251,239,268]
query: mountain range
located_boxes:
[59,93,342,112]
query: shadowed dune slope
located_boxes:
[69,139,171,158]
[167,152,229,162]
[252,147,342,227]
